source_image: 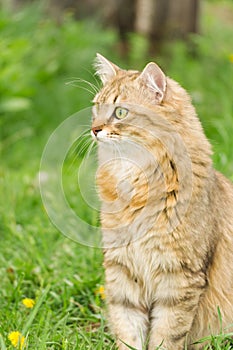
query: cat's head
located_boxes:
[91,54,199,143]
[91,53,212,179]
[91,53,167,141]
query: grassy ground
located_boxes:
[1,1,233,349]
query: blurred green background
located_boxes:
[1,0,233,349]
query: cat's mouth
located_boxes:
[91,127,120,142]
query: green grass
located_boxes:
[0,1,233,349]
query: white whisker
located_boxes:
[66,77,99,95]
[85,139,97,162]
[66,134,92,173]
[77,138,93,157]
[68,129,91,158]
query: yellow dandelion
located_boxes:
[22,298,35,308]
[95,285,106,300]
[229,54,233,63]
[8,331,25,349]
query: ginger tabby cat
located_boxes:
[91,54,233,350]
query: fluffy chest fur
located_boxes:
[104,235,202,299]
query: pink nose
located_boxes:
[92,126,103,136]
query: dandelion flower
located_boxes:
[95,285,106,300]
[22,298,35,308]
[8,331,25,349]
[229,54,233,63]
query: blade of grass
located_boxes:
[22,285,50,335]
[217,306,223,334]
[120,340,138,350]
[0,334,7,350]
[39,309,52,350]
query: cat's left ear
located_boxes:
[137,62,166,103]
[94,53,119,84]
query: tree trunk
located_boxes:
[135,0,200,52]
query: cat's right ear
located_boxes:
[94,53,119,84]
[137,62,167,103]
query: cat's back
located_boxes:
[213,170,233,228]
[215,170,233,198]
[191,170,233,341]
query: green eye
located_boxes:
[114,107,128,119]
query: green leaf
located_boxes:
[0,97,32,113]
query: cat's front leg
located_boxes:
[108,302,149,350]
[105,264,149,350]
[148,292,202,350]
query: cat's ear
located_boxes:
[137,62,166,103]
[94,53,119,84]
